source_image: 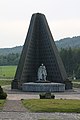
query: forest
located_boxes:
[0,53,20,66]
[60,48,80,79]
[0,48,80,79]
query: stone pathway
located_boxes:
[0,112,80,120]
[0,112,32,120]
[30,113,80,120]
[3,100,27,112]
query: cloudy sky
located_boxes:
[0,0,80,48]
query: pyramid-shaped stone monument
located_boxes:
[11,13,72,91]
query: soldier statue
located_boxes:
[38,63,47,81]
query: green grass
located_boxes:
[0,79,12,86]
[72,82,80,88]
[0,100,5,110]
[72,79,80,88]
[0,66,17,79]
[72,79,80,82]
[22,99,80,113]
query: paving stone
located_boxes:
[0,112,80,120]
[0,112,33,120]
[3,100,27,112]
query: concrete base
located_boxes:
[22,83,65,92]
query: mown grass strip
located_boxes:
[72,82,80,88]
[0,79,12,86]
[0,66,17,79]
[0,100,5,110]
[22,99,80,113]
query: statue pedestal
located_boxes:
[35,80,50,83]
[22,82,65,92]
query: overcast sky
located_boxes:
[0,0,80,48]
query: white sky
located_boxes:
[0,0,80,48]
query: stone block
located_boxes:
[22,82,65,92]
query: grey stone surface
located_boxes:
[22,82,65,92]
[0,112,32,120]
[0,112,80,120]
[3,100,27,112]
[30,113,80,120]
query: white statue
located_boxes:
[38,63,47,81]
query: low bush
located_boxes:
[0,92,7,99]
[0,86,3,94]
[39,93,45,99]
[39,92,55,99]
[0,86,7,99]
[51,94,55,99]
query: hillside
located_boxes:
[0,46,22,55]
[0,36,80,55]
[56,36,80,49]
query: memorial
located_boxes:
[11,13,72,92]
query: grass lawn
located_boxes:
[0,66,17,79]
[72,82,80,88]
[22,99,80,113]
[0,100,5,110]
[0,79,12,86]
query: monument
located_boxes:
[11,13,72,92]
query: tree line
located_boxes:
[60,48,80,79]
[0,53,20,66]
[0,48,80,79]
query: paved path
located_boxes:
[3,100,27,112]
[0,112,80,120]
[0,85,80,120]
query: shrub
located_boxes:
[0,85,7,99]
[39,92,55,99]
[0,92,7,99]
[39,93,45,99]
[51,94,55,99]
[0,86,3,94]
